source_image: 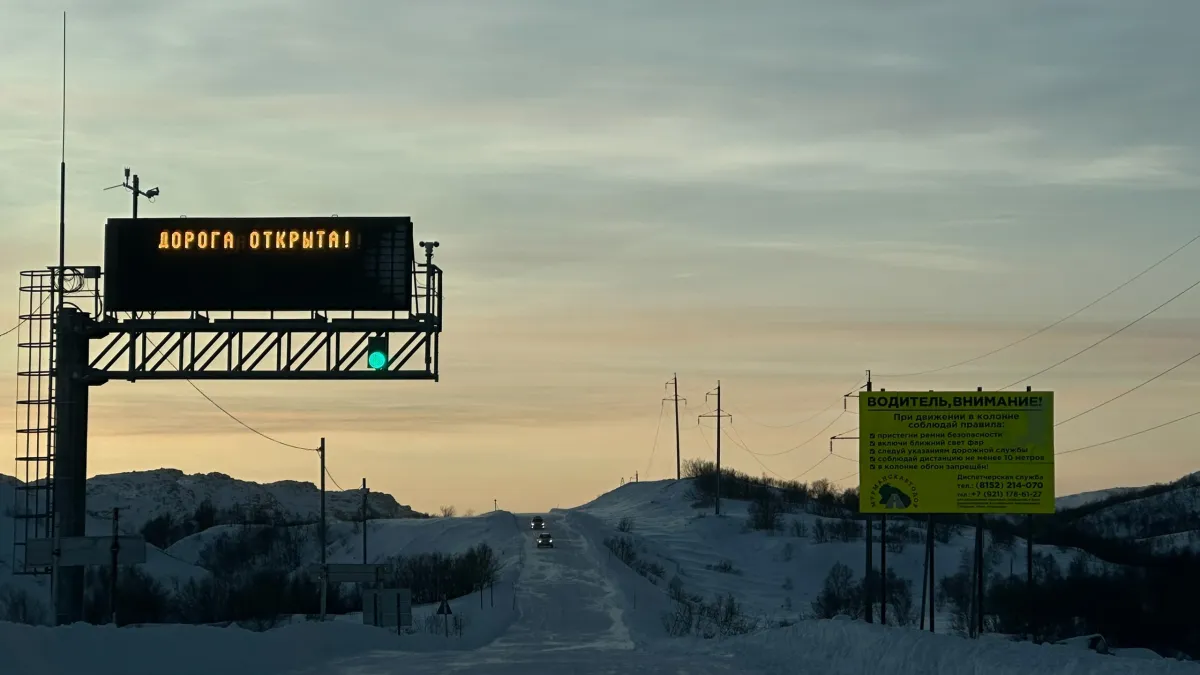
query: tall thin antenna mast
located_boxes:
[49,8,67,614]
[57,11,67,280]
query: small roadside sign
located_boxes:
[436,598,453,615]
[311,563,393,583]
[362,588,413,630]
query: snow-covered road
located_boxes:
[486,512,634,652]
[326,512,745,673]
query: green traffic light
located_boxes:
[367,351,387,370]
[366,335,389,370]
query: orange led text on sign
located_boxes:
[157,229,354,251]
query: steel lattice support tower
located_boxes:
[10,267,100,578]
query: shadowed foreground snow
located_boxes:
[3,613,1194,675]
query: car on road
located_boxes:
[531,516,545,530]
[536,532,554,548]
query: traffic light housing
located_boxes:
[366,335,388,371]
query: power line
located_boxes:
[324,465,346,491]
[791,453,833,481]
[0,295,51,339]
[118,343,351,518]
[721,428,786,481]
[694,421,846,485]
[732,410,851,458]
[645,400,667,475]
[1000,275,1200,390]
[1055,346,1200,427]
[709,422,819,483]
[141,335,319,452]
[727,423,857,469]
[183,380,320,451]
[721,427,848,483]
[878,230,1200,379]
[1056,408,1200,457]
[728,376,866,429]
[725,423,756,456]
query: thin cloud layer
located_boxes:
[3,0,1198,308]
[1,1,1198,508]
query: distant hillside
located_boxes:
[1052,471,1200,555]
[573,465,1200,659]
[0,469,482,628]
[1055,486,1141,511]
[85,468,426,532]
[2,468,429,561]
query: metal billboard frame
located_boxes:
[13,232,443,627]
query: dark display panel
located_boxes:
[103,216,414,312]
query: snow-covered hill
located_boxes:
[0,469,431,613]
[1054,471,1200,554]
[4,467,423,543]
[2,482,1196,674]
[1054,487,1141,511]
[85,468,424,531]
[165,510,520,571]
[569,480,1113,629]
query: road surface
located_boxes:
[327,512,745,673]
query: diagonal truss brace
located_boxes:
[84,315,441,382]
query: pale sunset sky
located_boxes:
[1,1,1198,515]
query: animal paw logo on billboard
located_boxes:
[869,474,919,511]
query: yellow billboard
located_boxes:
[858,391,1054,514]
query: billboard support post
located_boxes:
[1027,513,1035,639]
[976,513,985,635]
[928,515,935,632]
[878,385,887,626]
[863,377,873,624]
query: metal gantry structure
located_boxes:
[10,231,443,626]
[85,248,442,383]
[11,267,102,580]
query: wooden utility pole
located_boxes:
[698,381,732,516]
[319,438,327,621]
[664,374,686,480]
[109,507,119,625]
[361,478,368,565]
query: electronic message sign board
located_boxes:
[103,216,415,312]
